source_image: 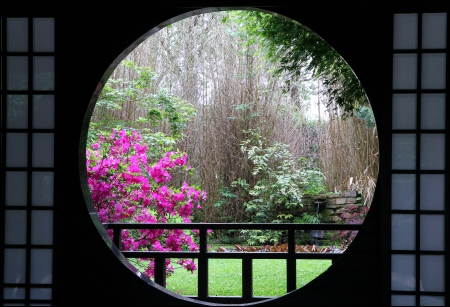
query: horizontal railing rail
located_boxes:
[103,222,361,303]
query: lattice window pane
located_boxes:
[420,215,445,251]
[33,18,55,52]
[420,174,445,210]
[391,295,416,306]
[32,95,54,129]
[3,287,25,300]
[6,133,28,167]
[5,172,27,206]
[392,174,416,210]
[3,249,26,284]
[7,56,28,91]
[393,54,418,89]
[422,13,447,49]
[30,249,52,284]
[392,214,416,250]
[392,255,416,291]
[30,288,52,300]
[4,210,27,244]
[421,94,446,129]
[421,53,446,89]
[31,172,53,207]
[7,18,28,52]
[420,255,445,292]
[6,95,28,129]
[392,134,416,170]
[420,296,445,306]
[32,133,54,168]
[33,57,54,91]
[393,14,418,49]
[393,94,417,129]
[420,134,445,170]
[31,211,53,245]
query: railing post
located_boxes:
[154,257,167,287]
[198,228,208,299]
[287,228,296,292]
[242,257,253,299]
[113,228,122,250]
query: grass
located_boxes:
[129,244,333,297]
[165,257,332,297]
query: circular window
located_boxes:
[81,7,378,304]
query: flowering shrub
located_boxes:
[335,202,369,247]
[86,128,207,278]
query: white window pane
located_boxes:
[33,95,54,129]
[420,215,444,251]
[392,214,415,250]
[7,18,28,52]
[392,295,416,306]
[421,94,445,130]
[5,210,27,244]
[30,249,52,284]
[392,94,416,129]
[7,95,28,129]
[30,288,52,300]
[3,287,25,299]
[420,256,445,292]
[392,255,416,291]
[420,296,445,306]
[6,133,28,167]
[31,211,53,245]
[422,13,447,49]
[4,249,26,284]
[421,53,446,89]
[393,54,417,89]
[33,57,54,91]
[392,134,416,170]
[33,18,54,52]
[5,172,27,206]
[32,133,54,167]
[7,56,28,91]
[32,172,53,207]
[420,134,445,170]
[392,174,415,210]
[394,14,418,49]
[420,174,444,210]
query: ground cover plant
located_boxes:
[163,258,332,297]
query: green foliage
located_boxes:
[293,212,322,224]
[231,130,305,222]
[213,186,237,208]
[88,60,196,161]
[300,168,326,196]
[353,105,376,129]
[224,10,369,116]
[239,229,285,246]
[229,128,326,245]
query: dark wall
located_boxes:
[6,1,436,306]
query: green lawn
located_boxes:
[165,258,332,297]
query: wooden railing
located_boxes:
[103,222,361,304]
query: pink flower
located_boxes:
[86,129,206,278]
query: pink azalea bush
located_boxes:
[86,129,207,278]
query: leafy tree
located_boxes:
[224,10,368,115]
[89,60,196,161]
[231,129,326,245]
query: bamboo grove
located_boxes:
[89,11,379,224]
